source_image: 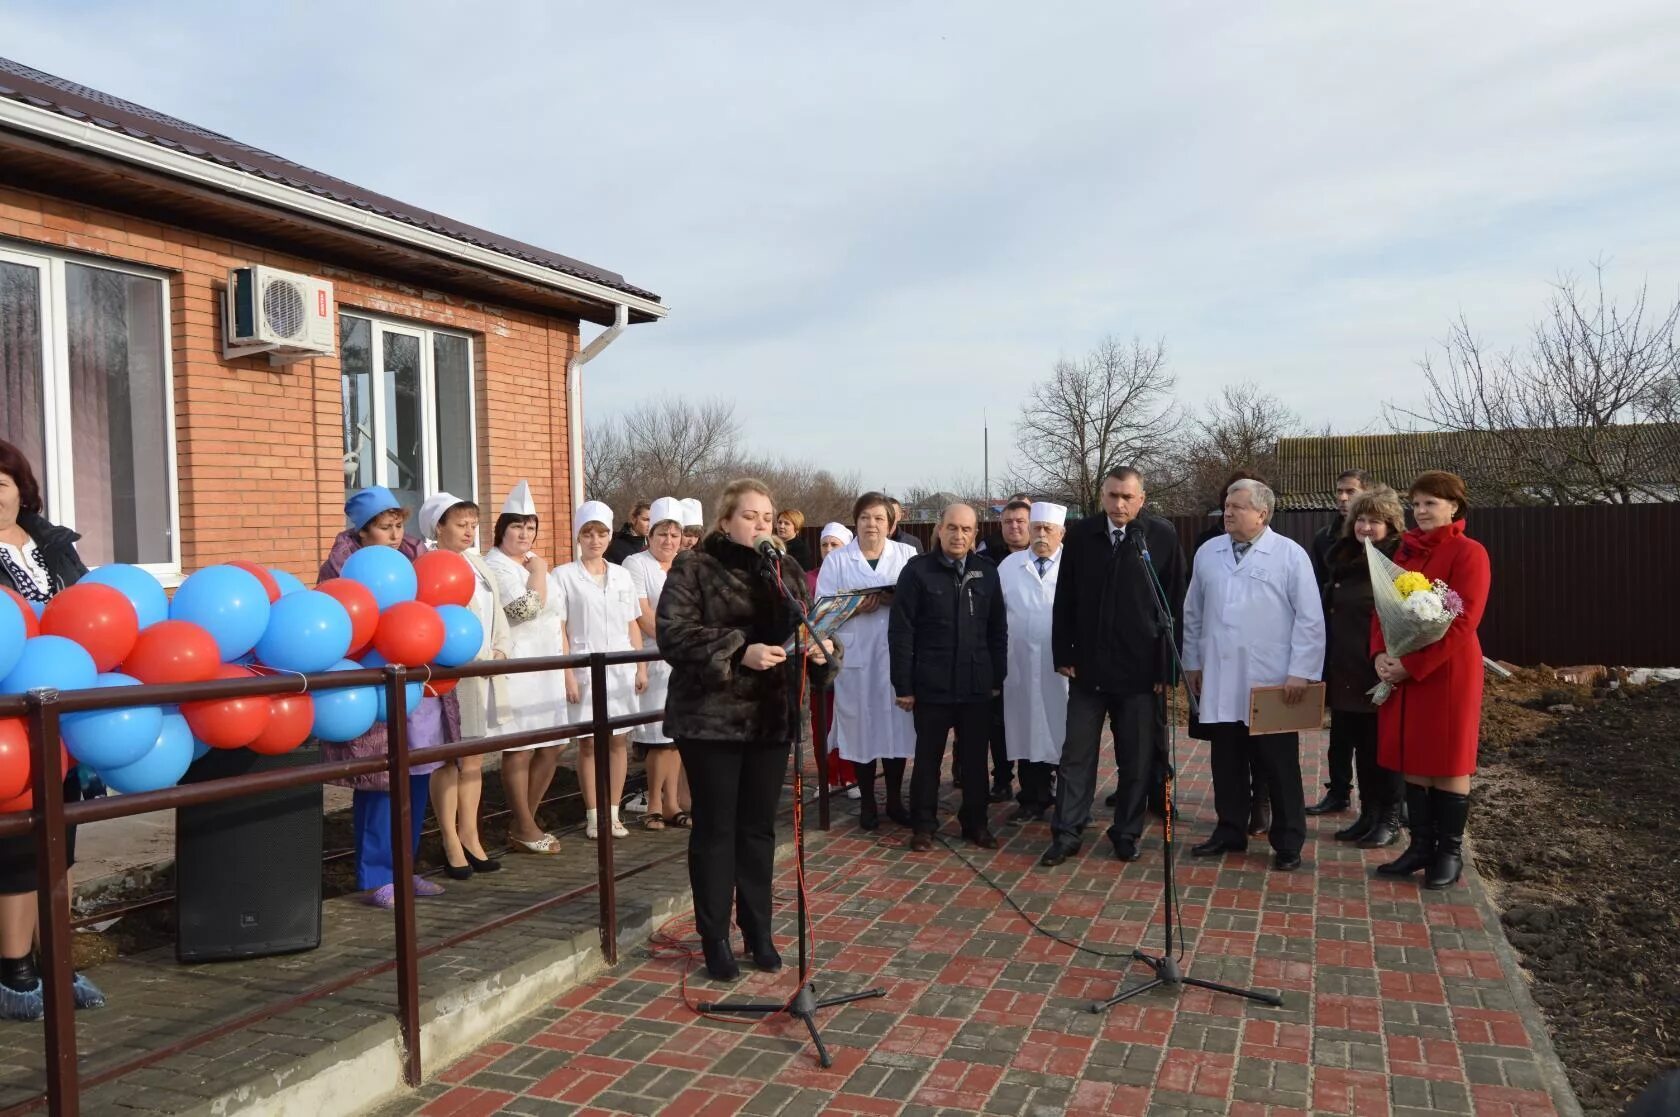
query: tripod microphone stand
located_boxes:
[698,549,886,1066]
[1090,536,1283,1014]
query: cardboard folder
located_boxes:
[1248,682,1327,735]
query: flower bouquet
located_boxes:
[1365,539,1465,705]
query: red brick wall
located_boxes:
[0,183,581,581]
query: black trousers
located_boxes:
[1206,723,1306,856]
[988,693,1012,789]
[676,738,789,945]
[1016,760,1057,812]
[1052,682,1158,848]
[910,701,990,835]
[1333,710,1402,811]
[1324,710,1356,796]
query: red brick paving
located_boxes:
[386,730,1575,1116]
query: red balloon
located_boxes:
[124,620,221,686]
[183,665,271,749]
[247,691,314,755]
[372,601,446,667]
[0,787,30,813]
[230,561,282,604]
[1,587,39,640]
[317,579,379,658]
[40,583,140,672]
[413,550,475,609]
[0,718,28,801]
[423,677,458,698]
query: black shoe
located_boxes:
[965,829,1000,850]
[1271,852,1302,872]
[743,936,783,973]
[443,860,474,881]
[1007,805,1045,825]
[1104,790,1118,808]
[1038,840,1080,867]
[464,851,502,873]
[858,797,880,831]
[909,831,935,852]
[1335,806,1376,842]
[1305,785,1351,816]
[988,783,1012,804]
[1357,807,1402,849]
[1423,789,1468,889]
[1110,839,1141,862]
[701,938,739,981]
[1377,784,1436,876]
[1190,836,1246,858]
[885,801,912,828]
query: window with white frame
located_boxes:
[0,244,177,573]
[339,313,477,514]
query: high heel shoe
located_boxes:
[464,851,501,873]
[743,935,782,974]
[700,938,740,981]
[443,860,474,881]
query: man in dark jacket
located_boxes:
[1040,467,1186,867]
[605,502,651,565]
[976,498,1032,800]
[886,498,924,554]
[1306,468,1368,816]
[889,503,1007,851]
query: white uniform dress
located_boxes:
[550,560,641,728]
[621,550,672,745]
[998,547,1069,765]
[484,546,567,748]
[815,538,917,764]
[1183,528,1326,724]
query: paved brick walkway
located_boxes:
[381,730,1579,1117]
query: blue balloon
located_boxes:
[0,635,98,696]
[254,590,353,673]
[62,672,163,769]
[269,568,308,597]
[169,565,272,661]
[80,564,168,629]
[311,658,379,742]
[360,651,423,722]
[0,593,24,682]
[341,547,417,612]
[433,605,485,669]
[99,713,194,794]
[28,600,44,619]
[191,738,211,761]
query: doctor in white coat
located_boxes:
[998,502,1069,824]
[815,491,917,830]
[1183,479,1325,871]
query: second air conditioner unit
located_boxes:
[223,265,336,366]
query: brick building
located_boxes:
[0,56,663,584]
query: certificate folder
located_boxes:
[1247,683,1327,735]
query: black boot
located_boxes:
[1424,789,1468,889]
[1334,802,1376,842]
[1357,803,1403,849]
[856,762,879,830]
[742,932,783,973]
[1306,783,1351,816]
[1247,787,1272,837]
[700,938,739,981]
[884,759,911,827]
[1377,784,1434,876]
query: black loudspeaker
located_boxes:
[175,744,324,962]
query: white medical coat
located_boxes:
[814,538,917,763]
[998,547,1068,764]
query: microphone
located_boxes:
[755,537,782,562]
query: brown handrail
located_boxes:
[1,647,665,1115]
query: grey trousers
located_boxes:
[1050,682,1158,848]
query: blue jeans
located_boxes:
[352,775,432,890]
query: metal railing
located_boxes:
[0,646,817,1117]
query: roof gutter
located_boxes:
[568,303,629,513]
[0,97,666,321]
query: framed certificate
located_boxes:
[1248,683,1327,735]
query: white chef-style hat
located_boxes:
[417,491,464,541]
[648,496,684,530]
[1029,501,1068,526]
[680,498,705,529]
[501,480,537,517]
[820,522,854,545]
[575,500,614,537]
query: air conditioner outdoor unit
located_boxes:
[223,265,336,366]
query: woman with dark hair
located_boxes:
[657,478,836,980]
[775,508,813,571]
[816,492,917,829]
[483,481,568,855]
[1320,486,1406,848]
[1374,471,1491,889]
[0,439,105,1019]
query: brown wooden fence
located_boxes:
[816,504,1680,666]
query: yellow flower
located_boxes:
[1393,571,1431,597]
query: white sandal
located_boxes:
[510,833,560,854]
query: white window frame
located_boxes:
[338,311,478,507]
[0,239,181,579]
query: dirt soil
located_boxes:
[1473,669,1680,1116]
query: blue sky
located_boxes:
[5,2,1679,493]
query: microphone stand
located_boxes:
[698,547,887,1066]
[1090,530,1283,1013]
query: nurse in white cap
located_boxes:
[678,498,704,551]
[997,502,1070,823]
[551,500,648,839]
[622,497,688,828]
[484,480,568,855]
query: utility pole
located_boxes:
[983,409,990,520]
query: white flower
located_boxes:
[1403,590,1446,623]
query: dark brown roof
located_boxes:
[0,56,659,303]
[1274,425,1680,508]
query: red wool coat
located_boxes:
[1372,520,1491,777]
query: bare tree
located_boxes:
[1010,336,1181,515]
[582,418,630,508]
[1172,382,1303,513]
[619,397,742,494]
[1388,266,1680,504]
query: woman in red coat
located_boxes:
[1372,471,1491,890]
